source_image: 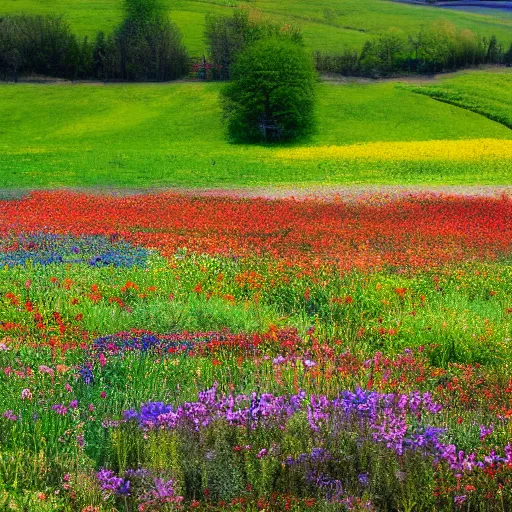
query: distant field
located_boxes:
[0,0,511,55]
[404,68,512,129]
[1,71,511,189]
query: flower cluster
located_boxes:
[1,191,512,269]
[0,233,149,268]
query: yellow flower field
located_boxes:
[276,139,512,162]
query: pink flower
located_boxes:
[21,388,32,401]
[3,410,17,421]
[39,365,55,376]
[65,383,72,393]
[100,391,107,399]
[99,354,107,367]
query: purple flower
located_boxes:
[273,355,286,365]
[153,477,176,498]
[69,400,78,409]
[480,424,494,440]
[256,448,268,459]
[97,469,131,495]
[52,404,68,415]
[123,409,139,421]
[3,410,17,421]
[79,367,94,385]
[454,495,467,506]
[358,472,369,486]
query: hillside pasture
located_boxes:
[0,75,511,189]
[0,0,511,55]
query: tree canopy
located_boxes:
[221,37,316,143]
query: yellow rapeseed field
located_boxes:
[276,139,512,162]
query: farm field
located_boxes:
[1,0,512,54]
[1,69,512,190]
[2,191,512,510]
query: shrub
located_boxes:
[221,37,316,143]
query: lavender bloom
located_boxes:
[119,387,512,480]
[480,424,494,440]
[123,409,139,421]
[153,478,176,498]
[273,355,287,365]
[97,469,131,496]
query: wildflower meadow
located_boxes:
[1,190,512,511]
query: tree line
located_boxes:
[1,4,511,82]
[314,22,512,77]
[0,0,188,81]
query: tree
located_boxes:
[0,15,86,80]
[504,43,512,67]
[221,37,316,143]
[0,17,24,81]
[123,0,164,25]
[93,0,189,81]
[205,10,303,80]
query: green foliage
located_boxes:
[204,10,303,80]
[316,21,509,77]
[123,0,165,25]
[221,38,316,143]
[2,255,512,365]
[94,17,189,81]
[0,1,189,81]
[0,15,88,81]
[91,0,190,81]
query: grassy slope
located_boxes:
[0,0,511,55]
[0,76,511,189]
[404,68,512,129]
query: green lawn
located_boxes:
[1,73,511,189]
[0,0,511,55]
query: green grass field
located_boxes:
[404,68,512,130]
[1,69,511,189]
[1,0,511,55]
